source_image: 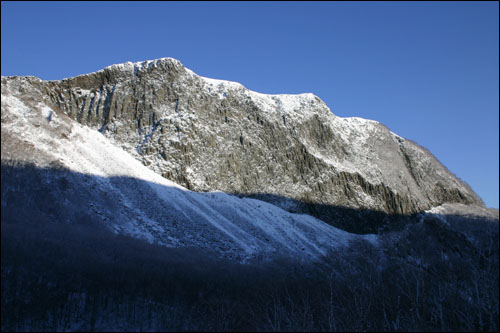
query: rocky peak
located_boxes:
[1,58,484,233]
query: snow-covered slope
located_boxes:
[1,87,375,261]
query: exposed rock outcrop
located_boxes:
[1,58,484,232]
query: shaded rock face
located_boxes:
[1,58,483,232]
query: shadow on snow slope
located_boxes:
[1,162,497,262]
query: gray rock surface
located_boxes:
[1,58,484,232]
[1,88,373,261]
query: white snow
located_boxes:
[423,206,449,224]
[195,69,322,122]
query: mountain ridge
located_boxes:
[1,57,484,233]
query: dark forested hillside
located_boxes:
[2,211,497,331]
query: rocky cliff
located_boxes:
[1,58,484,233]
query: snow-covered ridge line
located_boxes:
[3,57,345,121]
[192,69,318,99]
[55,57,182,81]
[54,57,326,106]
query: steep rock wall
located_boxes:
[1,58,483,232]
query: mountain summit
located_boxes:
[1,57,483,234]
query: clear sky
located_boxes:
[2,1,498,208]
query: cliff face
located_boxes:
[1,58,483,232]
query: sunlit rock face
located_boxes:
[1,58,483,233]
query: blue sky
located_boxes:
[2,1,498,208]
